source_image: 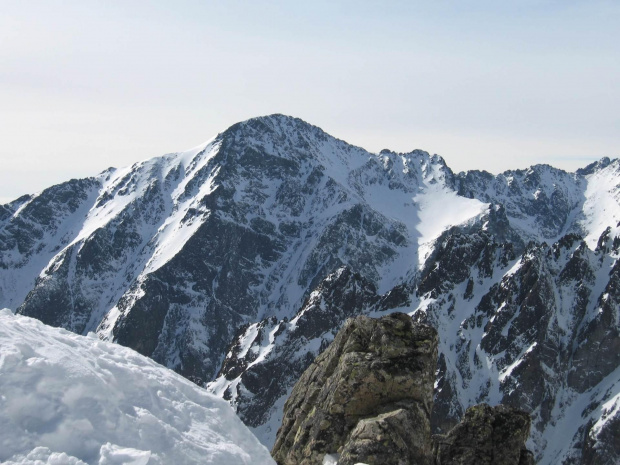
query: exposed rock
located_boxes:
[271,314,535,465]
[579,413,620,465]
[271,313,438,465]
[433,404,533,465]
[339,404,432,465]
[455,164,587,242]
[210,267,381,444]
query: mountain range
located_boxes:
[1,115,619,464]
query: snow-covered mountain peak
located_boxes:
[567,157,620,248]
[3,115,620,464]
[212,115,455,192]
[217,114,368,172]
[372,149,453,189]
[575,156,615,176]
[455,157,620,248]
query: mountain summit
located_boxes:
[1,115,619,464]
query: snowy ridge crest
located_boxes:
[0,115,619,464]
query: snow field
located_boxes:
[0,309,275,465]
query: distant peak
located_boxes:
[576,157,613,176]
[240,113,312,129]
[222,114,327,141]
[378,148,436,161]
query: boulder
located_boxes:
[339,404,431,465]
[433,403,533,465]
[271,313,437,465]
[271,313,534,465]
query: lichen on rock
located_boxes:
[271,312,437,465]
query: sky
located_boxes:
[1,0,619,203]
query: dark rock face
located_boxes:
[455,164,586,242]
[222,223,620,464]
[417,228,514,299]
[0,178,101,309]
[579,415,620,465]
[271,313,438,465]
[433,404,533,465]
[568,256,620,393]
[211,267,382,442]
[411,228,620,464]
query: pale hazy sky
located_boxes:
[1,0,619,203]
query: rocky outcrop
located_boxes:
[272,313,533,465]
[339,405,431,465]
[271,313,438,465]
[433,404,534,465]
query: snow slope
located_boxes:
[577,159,620,247]
[0,309,275,465]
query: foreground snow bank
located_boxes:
[0,309,275,465]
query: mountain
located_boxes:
[0,309,275,464]
[1,114,619,464]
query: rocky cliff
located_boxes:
[272,313,532,465]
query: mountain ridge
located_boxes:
[1,114,619,464]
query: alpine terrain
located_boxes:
[1,115,619,464]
